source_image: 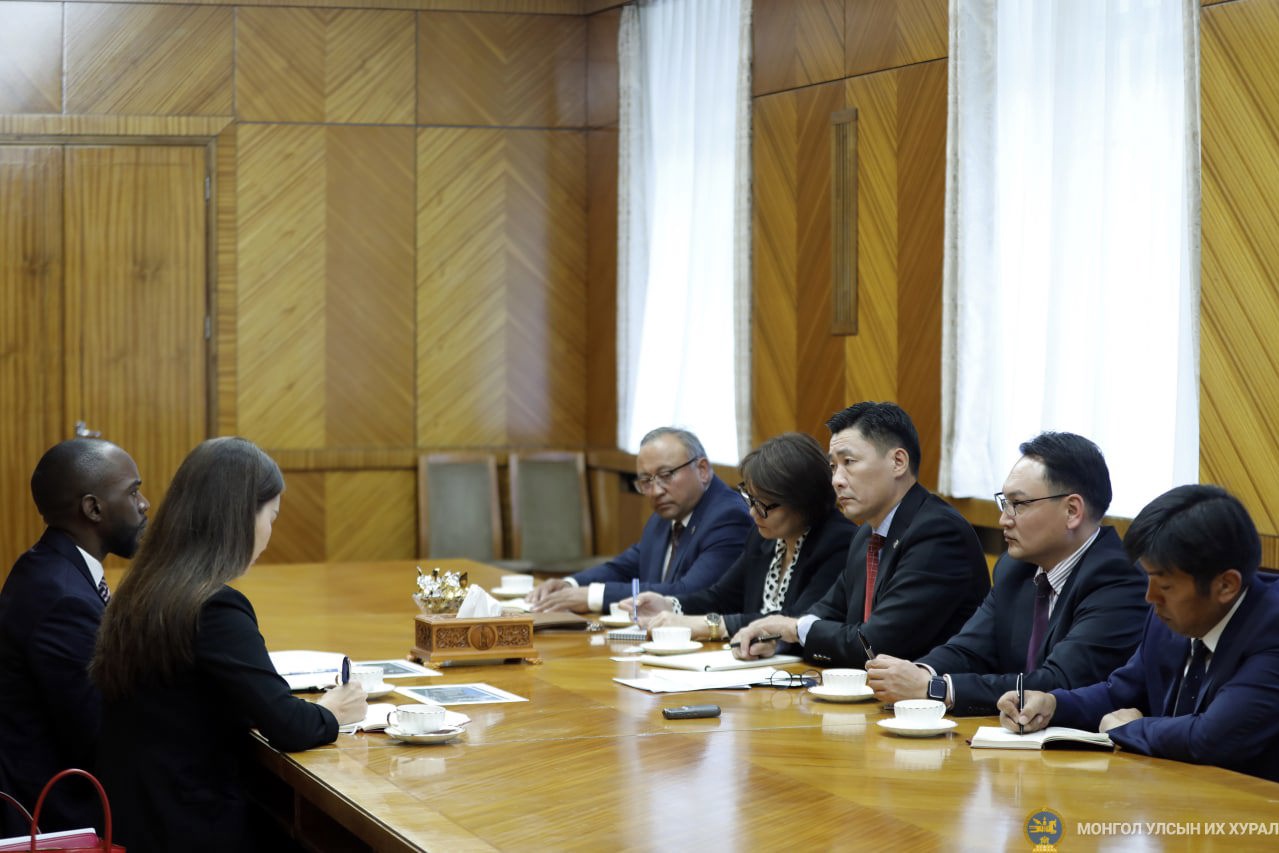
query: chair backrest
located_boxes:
[508,450,592,561]
[417,453,503,560]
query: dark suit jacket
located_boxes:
[0,528,105,834]
[677,507,856,635]
[918,526,1148,715]
[571,476,752,608]
[1051,574,1279,783]
[97,586,338,852]
[802,482,989,667]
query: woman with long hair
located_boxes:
[92,437,366,851]
[627,432,856,640]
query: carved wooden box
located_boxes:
[411,614,537,665]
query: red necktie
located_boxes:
[864,533,886,621]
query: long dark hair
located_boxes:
[92,437,284,700]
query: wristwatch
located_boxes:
[705,613,724,641]
[927,675,948,703]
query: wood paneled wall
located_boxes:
[0,1,600,565]
[751,0,947,485]
[752,0,1279,558]
[1201,0,1279,538]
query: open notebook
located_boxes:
[970,725,1114,751]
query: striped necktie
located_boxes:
[97,577,111,604]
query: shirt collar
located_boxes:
[872,502,900,540]
[1200,588,1248,654]
[76,545,105,588]
[1035,527,1101,595]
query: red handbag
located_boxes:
[0,769,123,852]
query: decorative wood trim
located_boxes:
[0,115,232,140]
[61,0,586,13]
[831,106,858,335]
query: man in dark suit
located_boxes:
[528,427,751,613]
[867,432,1148,714]
[731,402,989,666]
[0,438,149,833]
[1002,485,1279,782]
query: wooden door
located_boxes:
[0,147,65,575]
[0,144,209,581]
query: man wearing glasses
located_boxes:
[528,427,751,613]
[866,432,1147,714]
[732,401,989,666]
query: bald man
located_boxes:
[0,438,149,834]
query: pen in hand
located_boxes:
[729,633,781,649]
[340,655,351,686]
[856,627,875,662]
[1017,672,1025,735]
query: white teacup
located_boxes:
[651,626,692,646]
[389,703,447,735]
[821,668,868,694]
[893,699,947,725]
[348,665,383,691]
[498,574,534,594]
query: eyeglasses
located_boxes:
[994,492,1072,518]
[634,457,698,494]
[768,670,822,689]
[736,483,781,519]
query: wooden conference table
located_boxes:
[228,560,1279,852]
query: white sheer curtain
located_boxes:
[617,0,752,463]
[941,0,1200,517]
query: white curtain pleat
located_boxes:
[616,0,752,464]
[941,0,1200,517]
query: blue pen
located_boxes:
[632,578,640,624]
[340,655,351,686]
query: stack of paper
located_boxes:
[615,667,781,693]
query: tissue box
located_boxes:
[411,614,537,665]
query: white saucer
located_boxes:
[598,613,634,627]
[385,725,466,745]
[364,683,395,699]
[809,685,876,703]
[491,587,530,599]
[640,640,703,655]
[876,718,958,738]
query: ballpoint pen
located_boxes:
[631,578,640,624]
[729,633,781,649]
[856,627,875,661]
[1017,672,1025,735]
[341,655,351,686]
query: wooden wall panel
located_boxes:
[0,2,62,114]
[63,145,209,527]
[753,0,844,97]
[214,124,238,435]
[841,71,899,407]
[586,128,618,447]
[1201,0,1279,535]
[0,147,63,580]
[752,89,801,443]
[324,126,417,447]
[325,470,417,560]
[237,124,328,448]
[587,7,620,128]
[845,0,947,78]
[237,124,416,450]
[894,60,947,489]
[237,8,416,124]
[418,127,510,448]
[418,128,587,448]
[65,3,233,115]
[751,80,849,446]
[265,471,327,564]
[418,11,586,127]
